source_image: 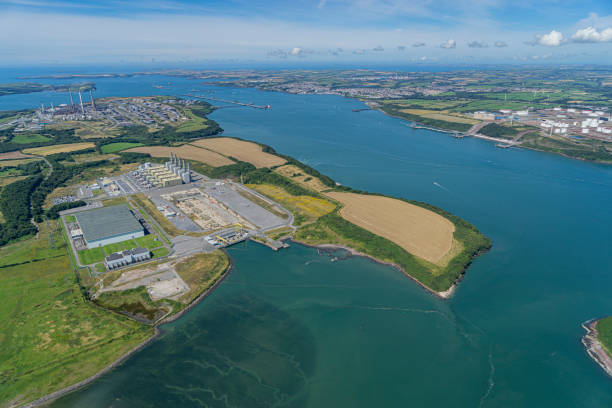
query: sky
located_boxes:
[1,0,612,66]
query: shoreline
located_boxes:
[16,252,234,408]
[291,239,460,299]
[581,318,612,378]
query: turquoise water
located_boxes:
[1,73,610,406]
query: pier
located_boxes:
[184,94,270,110]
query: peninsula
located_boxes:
[582,317,612,378]
[0,96,489,406]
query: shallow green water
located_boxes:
[2,73,609,406]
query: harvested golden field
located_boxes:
[274,164,329,192]
[0,158,41,167]
[247,184,335,225]
[126,145,234,167]
[325,192,455,264]
[191,137,286,168]
[23,142,95,156]
[400,109,479,125]
[0,151,35,160]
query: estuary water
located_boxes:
[1,71,610,406]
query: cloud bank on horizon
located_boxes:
[0,0,611,64]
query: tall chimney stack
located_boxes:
[78,91,85,115]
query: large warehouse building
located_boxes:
[75,204,144,248]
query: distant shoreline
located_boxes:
[581,318,612,378]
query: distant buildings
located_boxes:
[473,111,496,121]
[136,153,192,188]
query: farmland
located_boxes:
[23,142,95,156]
[326,192,455,264]
[126,144,234,167]
[100,142,144,154]
[191,137,286,168]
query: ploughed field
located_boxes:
[325,192,455,265]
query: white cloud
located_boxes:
[571,26,612,43]
[440,39,456,49]
[494,40,507,48]
[533,30,565,46]
[467,40,487,48]
[290,47,302,56]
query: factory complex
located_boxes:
[74,204,144,248]
[130,153,192,189]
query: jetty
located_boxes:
[184,94,270,110]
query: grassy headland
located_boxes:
[597,317,612,358]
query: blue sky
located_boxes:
[1,0,612,65]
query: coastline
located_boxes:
[16,253,234,408]
[582,318,612,378]
[291,239,461,299]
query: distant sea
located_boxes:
[1,67,611,407]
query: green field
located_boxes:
[101,142,144,154]
[11,133,51,144]
[0,235,153,406]
[78,246,105,265]
[0,221,66,267]
[135,234,164,249]
[103,239,137,254]
[175,108,210,133]
[596,317,612,358]
[152,246,170,258]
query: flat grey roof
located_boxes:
[76,204,143,244]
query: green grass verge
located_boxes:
[103,239,137,254]
[479,123,518,139]
[100,142,144,154]
[174,251,229,304]
[596,317,612,358]
[0,255,153,406]
[175,108,210,133]
[78,247,105,265]
[134,234,164,249]
[152,247,170,258]
[64,214,76,223]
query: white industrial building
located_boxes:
[74,205,144,248]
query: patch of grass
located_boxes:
[94,263,106,273]
[174,251,230,304]
[100,142,144,154]
[103,239,137,254]
[78,247,105,265]
[101,196,128,207]
[175,108,210,133]
[152,247,170,258]
[135,234,163,249]
[266,226,294,240]
[596,317,612,358]
[0,255,153,406]
[0,220,66,267]
[11,133,51,144]
[479,123,519,139]
[247,184,336,226]
[65,215,76,223]
[94,286,168,322]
